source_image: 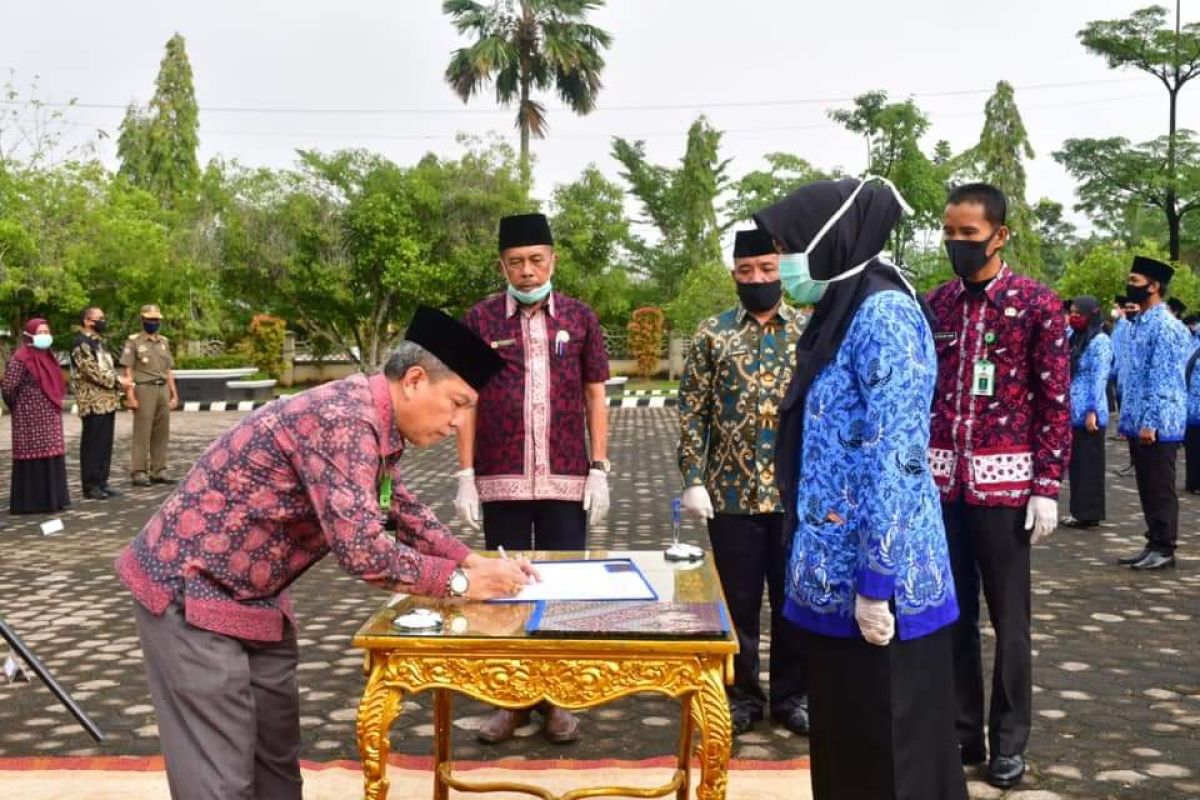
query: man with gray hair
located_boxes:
[115,307,536,800]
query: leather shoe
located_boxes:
[960,740,987,766]
[773,703,809,736]
[1118,547,1151,566]
[1130,550,1176,571]
[987,754,1025,788]
[101,486,123,497]
[541,706,579,744]
[731,704,763,736]
[150,475,177,485]
[1059,515,1099,529]
[476,709,530,744]
[83,487,109,500]
[131,475,151,487]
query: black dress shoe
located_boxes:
[1130,550,1176,570]
[82,487,109,500]
[730,705,763,736]
[150,476,177,485]
[100,486,123,497]
[773,703,810,736]
[960,740,987,766]
[1059,516,1099,529]
[987,753,1025,788]
[1118,547,1151,566]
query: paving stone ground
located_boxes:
[0,408,1197,799]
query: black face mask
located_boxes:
[1125,283,1151,305]
[945,230,998,279]
[143,320,161,334]
[91,319,107,334]
[737,280,783,314]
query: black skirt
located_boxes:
[1068,427,1106,523]
[9,456,70,515]
[804,626,967,800]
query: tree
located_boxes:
[1057,239,1199,312]
[828,92,947,264]
[442,0,612,193]
[612,116,730,300]
[117,33,201,209]
[958,81,1042,275]
[1031,198,1079,282]
[1075,4,1200,260]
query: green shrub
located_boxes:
[174,353,254,370]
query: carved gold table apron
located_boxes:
[352,550,738,800]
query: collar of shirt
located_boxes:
[952,262,1013,305]
[735,302,797,326]
[505,291,557,319]
[368,373,405,457]
[1135,302,1168,326]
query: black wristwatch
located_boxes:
[590,459,611,473]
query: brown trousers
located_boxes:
[134,602,303,800]
[130,383,170,478]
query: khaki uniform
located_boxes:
[120,331,174,479]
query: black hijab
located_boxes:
[1068,296,1102,377]
[753,178,928,539]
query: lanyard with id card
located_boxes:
[972,331,997,397]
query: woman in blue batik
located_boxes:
[1061,297,1114,528]
[754,177,965,800]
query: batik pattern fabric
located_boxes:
[71,332,122,416]
[1,359,66,460]
[782,290,958,642]
[1111,316,1132,386]
[926,264,1071,507]
[1188,345,1200,426]
[677,303,803,514]
[1071,332,1114,429]
[1118,303,1191,442]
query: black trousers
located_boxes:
[482,500,587,551]
[943,501,1031,758]
[804,627,967,800]
[80,412,116,491]
[1185,425,1200,492]
[707,513,806,715]
[1129,440,1179,554]
[1068,427,1106,523]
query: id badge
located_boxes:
[971,359,996,397]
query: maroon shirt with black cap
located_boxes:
[926,263,1071,508]
[463,292,610,503]
[116,373,470,642]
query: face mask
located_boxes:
[736,280,783,313]
[143,320,161,334]
[1125,283,1151,305]
[777,174,914,303]
[507,281,552,306]
[91,319,107,334]
[1068,314,1087,332]
[31,333,53,350]
[945,230,998,279]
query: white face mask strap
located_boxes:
[862,174,915,216]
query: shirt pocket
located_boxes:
[969,448,1033,492]
[716,347,752,393]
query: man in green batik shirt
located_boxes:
[677,228,809,737]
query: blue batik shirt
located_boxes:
[783,290,958,642]
[1118,303,1191,442]
[1111,316,1132,386]
[1071,333,1114,429]
[1187,343,1200,426]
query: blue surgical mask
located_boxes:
[507,281,553,306]
[776,174,914,304]
[32,334,53,350]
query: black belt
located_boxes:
[135,379,167,386]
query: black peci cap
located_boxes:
[498,213,554,252]
[404,306,505,392]
[733,228,775,259]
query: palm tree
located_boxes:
[443,0,612,193]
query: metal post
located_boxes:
[0,618,105,742]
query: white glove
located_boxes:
[582,469,610,526]
[1025,495,1058,544]
[854,594,895,647]
[453,468,482,531]
[680,485,714,520]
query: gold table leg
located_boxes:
[433,689,452,800]
[676,695,694,800]
[690,660,731,800]
[357,659,403,800]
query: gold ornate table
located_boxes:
[352,550,738,800]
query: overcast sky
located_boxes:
[1,0,1192,239]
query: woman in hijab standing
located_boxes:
[2,318,70,514]
[754,177,966,800]
[1061,297,1113,528]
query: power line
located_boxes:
[0,76,1148,117]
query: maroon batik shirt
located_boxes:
[926,264,1071,508]
[115,373,470,642]
[464,292,610,503]
[1,359,65,460]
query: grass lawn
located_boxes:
[619,377,680,393]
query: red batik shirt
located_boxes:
[115,373,470,642]
[926,264,1071,508]
[464,292,610,503]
